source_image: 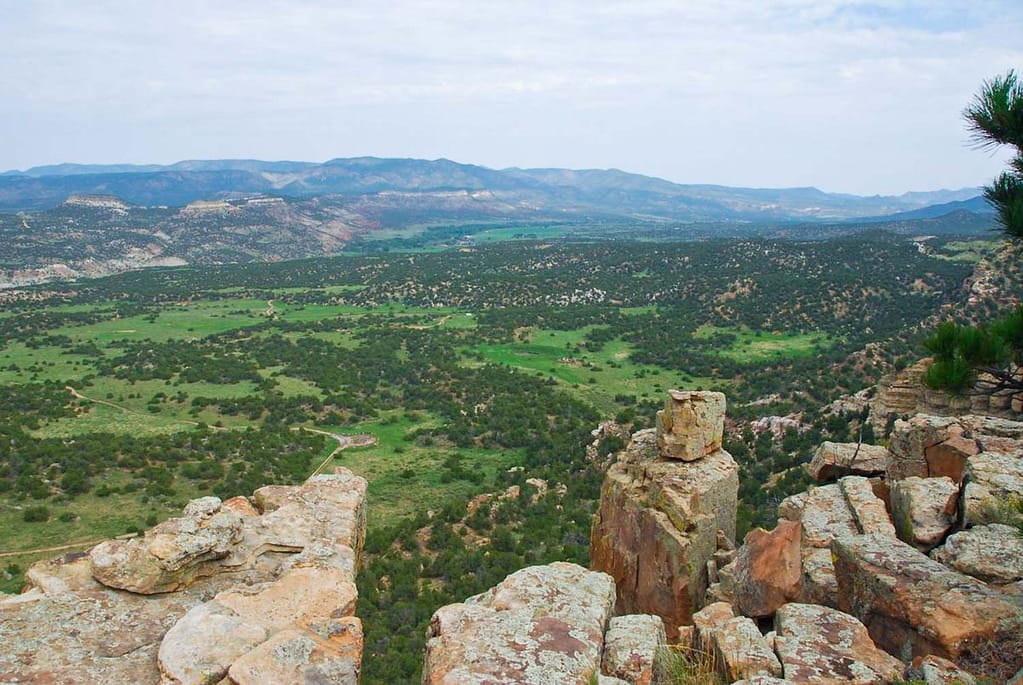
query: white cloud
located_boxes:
[0,0,1021,193]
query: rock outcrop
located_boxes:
[833,533,1023,679]
[0,470,367,685]
[601,614,667,685]
[591,391,738,635]
[808,442,888,482]
[731,519,801,618]
[890,476,958,551]
[773,602,904,683]
[422,562,618,684]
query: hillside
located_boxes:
[0,166,997,289]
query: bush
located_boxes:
[22,506,51,523]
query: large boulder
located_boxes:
[840,476,896,538]
[0,469,368,685]
[890,476,958,551]
[931,523,1023,585]
[773,603,903,684]
[732,519,802,618]
[655,390,725,461]
[600,615,666,685]
[422,562,617,684]
[832,533,1023,680]
[693,602,782,681]
[590,425,738,635]
[89,497,243,594]
[808,442,889,482]
[963,450,1023,524]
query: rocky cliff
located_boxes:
[590,391,739,637]
[0,469,367,684]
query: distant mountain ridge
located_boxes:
[0,156,984,222]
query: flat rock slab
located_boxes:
[693,602,782,681]
[890,476,957,551]
[774,603,903,684]
[809,442,889,482]
[833,533,1023,679]
[423,562,617,685]
[931,523,1023,585]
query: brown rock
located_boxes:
[808,442,889,482]
[887,415,959,480]
[924,434,978,483]
[931,523,1023,585]
[600,614,666,685]
[905,654,977,685]
[693,602,782,681]
[890,476,957,551]
[732,520,802,618]
[227,617,362,685]
[590,428,738,636]
[90,499,243,594]
[963,450,1023,525]
[0,469,368,685]
[840,476,896,537]
[773,603,904,684]
[832,533,1023,680]
[655,390,725,461]
[796,484,858,606]
[422,562,616,684]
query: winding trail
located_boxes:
[65,385,208,429]
[303,428,377,477]
[0,539,103,559]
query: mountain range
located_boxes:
[0,157,986,222]
[0,157,996,288]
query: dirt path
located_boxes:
[303,428,377,477]
[265,299,276,318]
[66,385,206,428]
[407,314,451,330]
[0,539,103,559]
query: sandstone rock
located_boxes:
[655,390,725,461]
[693,602,782,681]
[0,470,368,685]
[732,678,795,685]
[777,491,807,522]
[871,358,931,420]
[905,654,977,685]
[601,614,666,685]
[423,562,616,684]
[773,603,904,684]
[890,476,957,550]
[158,601,269,685]
[887,415,959,480]
[924,434,978,482]
[799,484,859,548]
[931,523,1023,585]
[590,427,738,635]
[796,484,858,607]
[90,500,243,594]
[227,617,362,685]
[799,548,838,607]
[839,476,896,537]
[732,519,802,618]
[963,450,1023,525]
[808,442,889,482]
[832,533,1023,679]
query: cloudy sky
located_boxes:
[1,1,1021,194]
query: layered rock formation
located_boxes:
[590,390,738,635]
[0,470,367,685]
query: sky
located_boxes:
[1,1,1021,195]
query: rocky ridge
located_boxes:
[0,469,367,684]
[431,392,1023,684]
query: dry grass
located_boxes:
[659,644,725,685]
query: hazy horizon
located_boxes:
[2,1,1021,195]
